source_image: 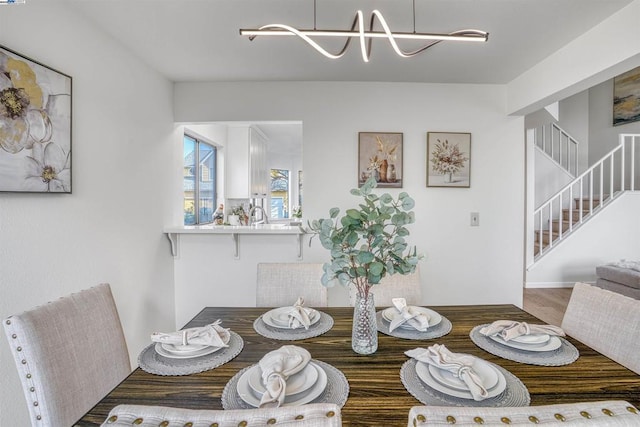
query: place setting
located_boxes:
[222,344,349,410]
[253,297,334,340]
[376,297,452,339]
[470,320,579,366]
[138,320,244,376]
[401,344,530,407]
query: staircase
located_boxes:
[531,133,639,263]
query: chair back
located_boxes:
[408,400,640,426]
[3,283,131,427]
[256,263,327,307]
[561,282,640,374]
[349,266,422,307]
[100,403,342,426]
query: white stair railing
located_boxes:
[533,123,579,176]
[533,134,639,261]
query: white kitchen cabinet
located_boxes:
[226,126,268,199]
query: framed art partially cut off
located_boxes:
[358,132,403,188]
[613,65,640,126]
[427,132,471,188]
[0,45,72,192]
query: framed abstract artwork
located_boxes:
[0,45,72,192]
[613,65,640,126]
[358,132,403,188]
[426,132,471,188]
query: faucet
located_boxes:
[248,206,269,225]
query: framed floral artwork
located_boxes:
[613,65,640,126]
[427,132,471,188]
[0,45,72,193]
[358,132,403,188]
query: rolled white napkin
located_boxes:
[389,298,430,332]
[288,297,313,329]
[479,320,565,341]
[406,344,489,401]
[259,345,312,408]
[150,320,229,348]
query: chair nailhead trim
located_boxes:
[36,415,41,420]
[6,319,11,325]
[446,415,456,424]
[12,333,17,339]
[554,413,565,422]
[474,415,484,424]
[416,414,426,423]
[528,415,539,424]
[184,423,193,427]
[627,406,639,414]
[500,416,511,424]
[326,411,335,418]
[17,346,22,351]
[210,423,219,427]
[33,401,38,407]
[107,416,118,423]
[580,411,591,419]
[21,359,27,364]
[295,415,304,420]
[26,373,32,379]
[30,387,35,392]
[238,421,247,427]
[133,418,143,425]
[159,421,169,427]
[602,408,614,417]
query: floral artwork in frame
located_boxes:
[427,132,471,188]
[613,65,640,126]
[358,132,403,188]
[0,45,72,193]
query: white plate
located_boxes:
[155,342,222,359]
[490,334,562,352]
[382,306,442,329]
[511,333,550,345]
[247,363,319,397]
[262,307,320,329]
[162,343,208,353]
[237,362,327,407]
[416,359,506,400]
[428,360,499,392]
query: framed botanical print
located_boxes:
[0,45,72,192]
[427,132,471,188]
[358,132,403,188]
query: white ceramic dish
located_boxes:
[381,306,442,329]
[511,333,550,345]
[262,307,320,329]
[415,359,506,400]
[490,334,562,352]
[247,363,319,397]
[155,342,222,359]
[237,362,327,407]
[428,361,499,392]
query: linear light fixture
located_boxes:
[0,0,26,4]
[239,4,488,62]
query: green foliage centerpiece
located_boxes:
[306,177,421,354]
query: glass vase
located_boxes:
[352,291,378,354]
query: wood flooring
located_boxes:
[523,287,573,326]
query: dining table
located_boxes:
[75,305,640,427]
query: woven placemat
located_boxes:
[376,311,452,340]
[470,325,579,366]
[401,359,531,407]
[253,311,334,340]
[138,331,244,376]
[222,359,349,409]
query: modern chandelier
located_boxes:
[239,1,488,62]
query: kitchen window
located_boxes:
[270,168,289,219]
[183,134,217,225]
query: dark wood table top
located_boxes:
[76,305,640,427]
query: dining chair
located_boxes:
[256,263,328,307]
[100,403,342,426]
[408,400,640,426]
[349,265,422,307]
[3,283,131,427]
[561,282,640,375]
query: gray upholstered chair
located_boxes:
[3,283,131,427]
[100,403,342,426]
[349,265,422,307]
[408,401,640,426]
[256,263,328,307]
[561,282,640,375]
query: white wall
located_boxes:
[526,193,640,287]
[0,2,177,425]
[172,82,525,319]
